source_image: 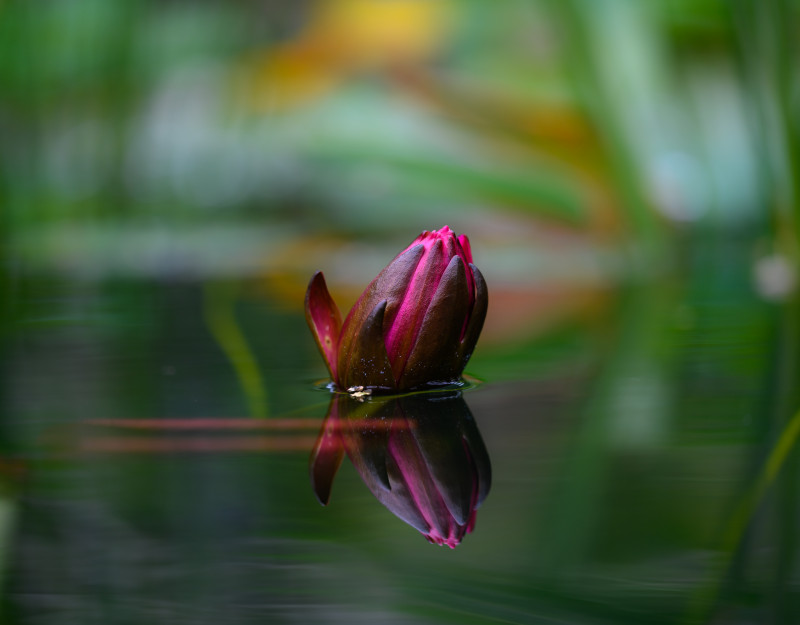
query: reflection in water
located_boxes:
[310,391,491,548]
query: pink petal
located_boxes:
[384,238,446,381]
[304,272,342,383]
[457,234,473,264]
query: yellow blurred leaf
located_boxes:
[241,0,452,110]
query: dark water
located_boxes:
[3,247,799,625]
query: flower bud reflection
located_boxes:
[310,392,491,548]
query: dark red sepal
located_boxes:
[456,263,488,370]
[338,300,396,391]
[304,271,342,383]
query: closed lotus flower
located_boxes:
[310,392,492,548]
[305,226,488,393]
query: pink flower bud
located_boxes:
[305,226,488,392]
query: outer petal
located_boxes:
[456,263,488,369]
[304,272,342,383]
[457,234,473,264]
[337,244,424,384]
[339,244,424,342]
[338,300,396,391]
[385,239,446,380]
[399,256,470,390]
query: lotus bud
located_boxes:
[305,226,488,392]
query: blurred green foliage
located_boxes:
[1,0,796,239]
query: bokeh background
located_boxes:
[2,0,799,623]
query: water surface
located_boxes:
[3,248,797,625]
